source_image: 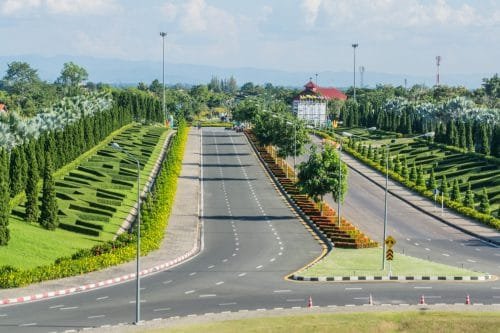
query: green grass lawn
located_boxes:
[0,124,169,270]
[148,311,500,333]
[299,248,483,277]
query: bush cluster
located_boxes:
[0,121,188,288]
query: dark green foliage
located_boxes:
[450,178,463,203]
[409,162,417,183]
[416,165,426,187]
[428,168,437,190]
[479,188,491,215]
[0,149,10,245]
[25,142,39,222]
[39,153,59,230]
[441,175,450,197]
[9,146,27,197]
[402,160,409,180]
[464,183,475,209]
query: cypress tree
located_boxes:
[402,160,409,180]
[478,188,490,215]
[367,144,373,160]
[416,166,426,187]
[450,178,463,203]
[394,155,402,174]
[464,183,475,209]
[458,121,466,149]
[409,162,417,183]
[466,122,474,152]
[39,153,59,230]
[0,149,11,245]
[9,147,24,197]
[428,168,437,190]
[25,142,40,223]
[479,124,490,155]
[441,176,450,197]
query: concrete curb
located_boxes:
[290,274,494,282]
[0,245,199,306]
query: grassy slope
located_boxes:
[300,248,482,277]
[0,124,169,270]
[151,311,500,333]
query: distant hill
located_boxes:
[0,55,490,89]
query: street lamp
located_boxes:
[110,142,142,324]
[286,120,297,178]
[160,32,167,126]
[352,43,359,100]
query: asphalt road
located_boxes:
[1,128,499,333]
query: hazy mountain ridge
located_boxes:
[0,55,490,89]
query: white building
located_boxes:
[292,81,347,126]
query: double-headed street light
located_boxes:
[352,43,359,100]
[110,142,142,324]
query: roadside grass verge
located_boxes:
[0,124,168,270]
[299,248,483,277]
[149,311,500,333]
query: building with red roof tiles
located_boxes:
[292,80,347,126]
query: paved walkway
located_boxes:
[0,128,202,300]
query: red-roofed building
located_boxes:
[293,81,347,126]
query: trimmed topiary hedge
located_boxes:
[0,121,188,288]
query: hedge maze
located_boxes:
[13,124,166,240]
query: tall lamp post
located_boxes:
[286,120,297,177]
[160,32,167,126]
[337,140,343,227]
[352,43,359,100]
[110,142,141,324]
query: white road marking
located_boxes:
[185,290,195,294]
[256,265,263,269]
[88,315,105,319]
[345,287,362,290]
[49,304,64,309]
[235,242,239,246]
[162,280,172,285]
[406,238,411,241]
[199,294,216,298]
[492,287,500,290]
[19,323,37,327]
[414,243,419,246]
[238,273,247,277]
[96,296,109,300]
[222,259,228,262]
[467,259,477,263]
[425,248,430,251]
[442,253,450,257]
[232,253,237,256]
[0,314,7,317]
[425,296,442,299]
[475,248,481,251]
[60,306,79,310]
[278,252,283,256]
[208,265,215,269]
[153,308,171,312]
[128,300,146,304]
[189,272,197,276]
[286,298,305,302]
[216,281,224,285]
[219,302,237,306]
[273,290,291,293]
[414,286,432,289]
[270,258,276,262]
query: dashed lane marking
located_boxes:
[442,253,450,257]
[467,259,477,263]
[49,305,64,309]
[219,302,237,306]
[189,272,197,276]
[60,306,79,310]
[256,265,263,269]
[88,315,105,319]
[96,296,109,300]
[153,308,171,312]
[238,273,247,277]
[273,290,292,293]
[19,323,37,327]
[185,290,195,294]
[345,287,362,290]
[414,286,432,289]
[199,294,216,298]
[216,281,224,285]
[162,280,172,285]
[208,265,215,269]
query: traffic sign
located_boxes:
[386,248,394,261]
[385,236,396,248]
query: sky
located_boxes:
[0,0,498,80]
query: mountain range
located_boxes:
[0,55,490,89]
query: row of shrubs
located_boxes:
[312,130,500,230]
[0,121,188,288]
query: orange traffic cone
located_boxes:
[465,294,471,305]
[419,295,426,305]
[308,296,313,308]
[368,294,373,305]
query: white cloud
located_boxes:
[0,0,41,15]
[0,0,118,16]
[161,2,178,21]
[301,0,322,27]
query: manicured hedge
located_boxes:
[0,121,188,288]
[313,130,500,230]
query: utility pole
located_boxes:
[435,56,441,86]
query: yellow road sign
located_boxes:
[386,248,394,261]
[385,236,396,248]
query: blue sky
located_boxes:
[0,0,498,78]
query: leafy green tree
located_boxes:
[38,153,59,230]
[297,145,348,214]
[56,62,88,96]
[25,142,39,222]
[464,183,475,209]
[450,178,463,203]
[0,149,10,245]
[478,188,490,215]
[409,162,417,183]
[402,160,409,180]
